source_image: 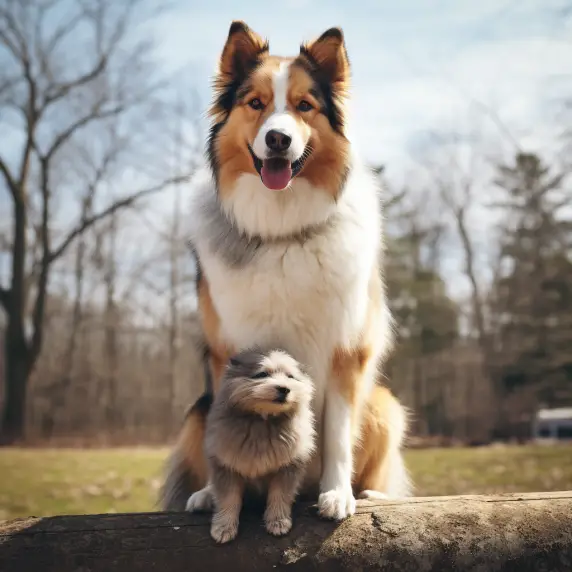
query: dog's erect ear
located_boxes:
[300,27,349,86]
[219,21,268,81]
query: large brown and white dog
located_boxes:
[161,21,411,520]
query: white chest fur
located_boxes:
[204,218,367,380]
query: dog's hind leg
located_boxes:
[353,385,412,500]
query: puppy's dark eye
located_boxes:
[287,373,295,379]
[297,100,313,112]
[248,98,264,110]
[252,370,270,379]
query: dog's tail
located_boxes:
[159,393,212,511]
[159,447,195,511]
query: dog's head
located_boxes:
[219,348,314,418]
[207,22,351,237]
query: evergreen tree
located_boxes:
[491,152,572,405]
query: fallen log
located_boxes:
[1,492,571,571]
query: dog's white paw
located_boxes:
[318,487,356,520]
[185,487,213,513]
[265,516,292,537]
[210,518,239,544]
[357,490,388,500]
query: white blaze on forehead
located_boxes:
[251,60,307,161]
[272,61,290,112]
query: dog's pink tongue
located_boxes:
[261,160,292,190]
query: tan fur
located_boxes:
[353,385,408,493]
[197,273,231,394]
[215,58,282,199]
[212,21,269,121]
[176,408,208,488]
[287,65,350,197]
[331,266,392,409]
[301,30,350,96]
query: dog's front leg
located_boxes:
[318,387,356,520]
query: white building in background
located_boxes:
[532,408,572,440]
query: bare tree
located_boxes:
[416,129,515,437]
[0,0,193,443]
[413,130,494,350]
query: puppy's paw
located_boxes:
[265,516,292,537]
[318,486,356,520]
[211,518,239,544]
[185,487,213,513]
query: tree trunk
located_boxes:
[2,493,572,572]
[103,213,118,430]
[1,330,31,444]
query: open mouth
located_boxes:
[248,145,312,191]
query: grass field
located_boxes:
[1,444,571,521]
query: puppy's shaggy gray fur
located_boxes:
[187,348,316,544]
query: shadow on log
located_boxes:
[1,492,572,571]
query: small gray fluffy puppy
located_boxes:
[188,348,316,544]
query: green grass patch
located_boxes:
[0,447,167,521]
[406,443,572,496]
[1,443,571,520]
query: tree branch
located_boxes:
[0,23,22,61]
[0,156,18,200]
[42,1,138,109]
[35,1,80,81]
[41,85,160,162]
[48,174,191,264]
[43,55,108,108]
[19,90,39,188]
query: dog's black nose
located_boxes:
[265,130,291,152]
[275,386,291,403]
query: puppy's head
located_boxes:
[208,21,350,201]
[220,348,314,418]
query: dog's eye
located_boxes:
[248,98,264,110]
[297,100,313,112]
[251,370,270,379]
[287,373,295,379]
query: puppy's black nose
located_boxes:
[265,129,291,152]
[275,386,291,403]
